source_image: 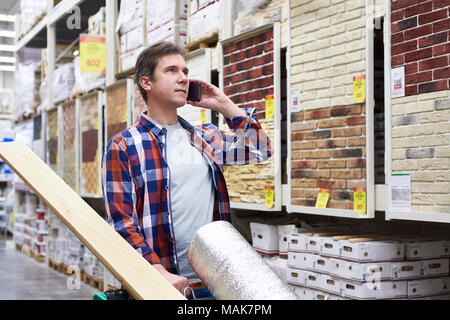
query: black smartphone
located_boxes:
[187,81,202,102]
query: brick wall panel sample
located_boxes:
[62,101,77,190]
[290,103,368,210]
[106,83,128,142]
[391,1,450,96]
[223,119,275,204]
[390,2,449,215]
[222,27,276,206]
[391,92,450,214]
[80,94,100,196]
[289,0,370,211]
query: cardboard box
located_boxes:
[304,271,321,289]
[339,260,392,282]
[404,239,450,260]
[329,294,349,300]
[339,238,404,262]
[320,234,373,258]
[278,224,299,258]
[342,279,408,300]
[328,258,345,278]
[304,232,347,254]
[391,260,422,280]
[286,267,306,286]
[313,291,331,300]
[421,258,449,278]
[289,285,317,300]
[318,274,342,295]
[288,252,316,271]
[250,222,279,256]
[408,277,450,298]
[188,0,221,43]
[313,255,330,274]
[319,235,343,258]
[288,232,311,253]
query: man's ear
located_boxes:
[140,76,152,92]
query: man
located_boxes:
[102,41,273,298]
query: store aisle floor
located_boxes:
[0,239,99,300]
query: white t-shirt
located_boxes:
[164,122,215,280]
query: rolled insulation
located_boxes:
[187,221,297,300]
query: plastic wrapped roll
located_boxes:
[187,221,298,300]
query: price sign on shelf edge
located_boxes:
[80,34,106,74]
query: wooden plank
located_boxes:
[0,141,184,300]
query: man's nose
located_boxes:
[178,71,188,83]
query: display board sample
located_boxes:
[46,108,59,175]
[0,141,184,300]
[79,91,102,197]
[221,24,281,211]
[288,0,374,218]
[32,114,45,161]
[387,1,450,220]
[62,100,77,191]
[105,80,128,143]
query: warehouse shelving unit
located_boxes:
[7,0,450,301]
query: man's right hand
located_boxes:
[153,264,191,296]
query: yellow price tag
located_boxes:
[80,34,106,74]
[124,108,128,123]
[353,187,366,215]
[200,109,206,124]
[265,95,274,119]
[353,74,366,103]
[265,185,274,209]
[315,189,330,208]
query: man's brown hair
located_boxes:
[134,41,186,102]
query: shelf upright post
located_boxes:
[47,23,56,111]
[106,0,118,86]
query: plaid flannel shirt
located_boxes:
[101,107,273,274]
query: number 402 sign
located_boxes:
[80,34,106,74]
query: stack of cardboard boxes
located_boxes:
[187,0,221,45]
[287,232,450,300]
[88,7,106,35]
[117,0,146,72]
[146,0,187,47]
[251,221,450,300]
